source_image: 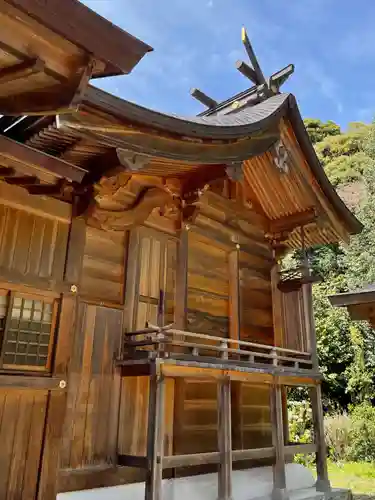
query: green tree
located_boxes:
[304,119,341,145]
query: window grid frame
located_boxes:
[0,289,58,373]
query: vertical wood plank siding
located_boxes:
[60,303,123,469]
[281,288,309,352]
[0,390,48,500]
[239,249,273,345]
[187,231,229,337]
[81,227,127,304]
[0,205,69,284]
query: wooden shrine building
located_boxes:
[0,1,362,499]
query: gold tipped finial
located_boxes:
[241,26,247,44]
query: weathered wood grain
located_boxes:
[80,226,127,304]
[60,303,123,469]
[0,204,69,287]
[0,390,48,500]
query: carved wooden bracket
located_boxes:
[88,186,173,231]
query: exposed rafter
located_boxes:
[240,27,266,85]
[236,28,294,102]
[0,58,44,87]
[190,88,218,109]
[0,135,87,183]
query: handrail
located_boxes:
[118,443,316,470]
[120,322,314,371]
[125,323,311,356]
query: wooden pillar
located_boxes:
[145,374,165,500]
[303,281,330,491]
[217,378,232,500]
[228,244,241,345]
[38,215,86,499]
[270,258,284,348]
[310,384,330,492]
[174,226,188,330]
[270,383,288,500]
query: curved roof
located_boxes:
[56,86,362,236]
[83,86,289,139]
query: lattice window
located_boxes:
[0,291,58,372]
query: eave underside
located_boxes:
[0,0,152,115]
[0,87,360,249]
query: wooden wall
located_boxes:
[281,288,309,352]
[0,189,72,500]
[239,248,274,345]
[0,204,69,287]
[60,303,123,469]
[187,231,229,337]
[81,227,127,304]
[0,389,48,500]
[0,181,283,497]
[0,185,130,498]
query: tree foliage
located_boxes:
[313,122,373,186]
[300,118,375,408]
[304,119,341,145]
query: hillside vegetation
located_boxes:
[301,119,375,408]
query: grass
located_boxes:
[327,461,375,495]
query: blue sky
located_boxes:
[82,0,375,129]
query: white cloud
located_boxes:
[301,60,343,115]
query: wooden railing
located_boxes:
[118,323,314,372]
[118,442,317,469]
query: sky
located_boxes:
[82,0,375,129]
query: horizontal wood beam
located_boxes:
[0,135,87,183]
[125,444,315,471]
[6,0,152,76]
[163,452,220,469]
[233,447,275,461]
[117,455,149,468]
[162,447,276,469]
[0,181,71,223]
[5,175,38,185]
[0,374,67,391]
[190,88,218,109]
[58,465,144,494]
[269,209,317,234]
[160,362,273,384]
[0,167,15,177]
[0,57,44,86]
[26,180,66,196]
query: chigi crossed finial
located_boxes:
[191,27,294,110]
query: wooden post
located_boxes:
[217,378,232,500]
[145,374,165,500]
[270,257,284,348]
[302,280,330,491]
[38,213,87,499]
[174,226,188,330]
[270,383,288,500]
[302,283,318,367]
[310,384,330,492]
[228,244,241,346]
